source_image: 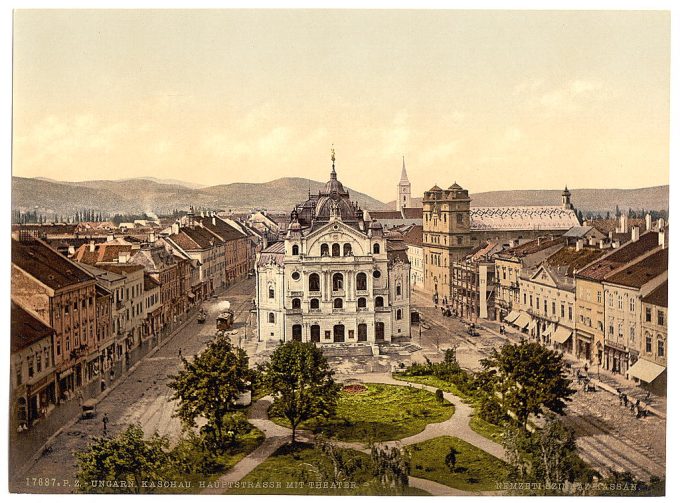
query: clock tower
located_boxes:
[397,156,412,210]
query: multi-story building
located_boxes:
[494,237,564,321]
[575,229,663,367]
[423,183,580,301]
[401,225,424,291]
[516,243,607,356]
[143,274,163,341]
[11,302,57,430]
[196,213,251,285]
[256,158,411,344]
[450,241,503,321]
[601,247,668,377]
[12,238,97,400]
[633,280,667,392]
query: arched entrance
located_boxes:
[310,325,320,343]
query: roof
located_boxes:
[604,248,668,289]
[96,263,146,275]
[11,301,54,353]
[12,239,94,290]
[498,237,564,259]
[576,231,660,281]
[401,225,423,247]
[73,243,134,265]
[545,246,607,275]
[369,210,403,220]
[642,280,667,308]
[386,238,409,264]
[77,262,126,283]
[258,241,285,267]
[470,206,580,231]
[95,283,112,298]
[195,215,246,241]
[402,208,423,219]
[562,226,595,238]
[144,274,161,291]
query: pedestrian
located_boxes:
[100,378,106,393]
[622,393,628,407]
[109,368,114,382]
[584,363,589,373]
[178,348,182,359]
[102,413,109,434]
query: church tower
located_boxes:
[397,156,412,210]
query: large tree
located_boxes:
[168,333,251,447]
[264,341,340,442]
[480,340,574,430]
[75,424,170,494]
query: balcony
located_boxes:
[331,289,345,297]
[308,291,322,297]
[288,291,304,297]
[332,308,345,313]
[287,308,303,315]
[375,306,391,313]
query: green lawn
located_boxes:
[393,374,505,442]
[270,383,454,442]
[226,442,429,495]
[408,436,510,492]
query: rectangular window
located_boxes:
[658,339,665,357]
[646,335,652,353]
[657,310,665,326]
[552,302,556,316]
[629,326,635,343]
[597,291,602,303]
[568,306,573,321]
[27,358,34,378]
[36,354,42,373]
[629,298,635,312]
[16,363,22,385]
[561,304,565,318]
[646,307,652,322]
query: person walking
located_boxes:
[178,347,182,359]
[102,413,109,434]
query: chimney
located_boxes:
[658,218,665,230]
[537,237,541,246]
[631,226,640,242]
[645,213,652,231]
[599,239,607,249]
[148,232,156,243]
[118,251,129,264]
[612,240,620,249]
[619,213,628,233]
[89,240,95,253]
[212,216,216,226]
[172,223,179,235]
[588,236,596,246]
[68,245,75,256]
[509,239,516,248]
[608,231,614,240]
[575,239,584,251]
[106,234,114,242]
[659,228,666,249]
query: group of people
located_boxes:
[616,388,649,419]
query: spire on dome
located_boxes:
[330,145,336,178]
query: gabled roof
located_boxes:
[12,239,94,290]
[401,225,423,247]
[144,274,161,291]
[604,248,668,289]
[575,231,660,281]
[258,241,285,267]
[11,301,54,353]
[402,207,423,219]
[545,246,607,275]
[195,216,246,242]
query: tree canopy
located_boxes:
[167,333,251,447]
[480,341,575,430]
[264,341,341,442]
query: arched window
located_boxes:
[292,298,301,309]
[292,324,302,342]
[343,243,352,256]
[268,312,275,324]
[332,273,344,291]
[375,296,384,307]
[309,273,320,292]
[396,309,402,320]
[268,287,274,299]
[292,245,299,256]
[358,297,367,308]
[332,243,340,257]
[373,243,380,254]
[310,298,320,309]
[321,244,329,256]
[356,272,367,291]
[334,298,343,309]
[396,284,402,296]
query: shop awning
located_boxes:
[543,323,555,339]
[528,319,537,333]
[552,326,573,344]
[505,311,520,323]
[188,293,195,299]
[514,312,531,329]
[628,358,666,383]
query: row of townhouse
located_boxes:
[500,225,668,393]
[10,214,260,432]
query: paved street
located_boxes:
[11,278,256,494]
[410,288,666,481]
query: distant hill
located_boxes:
[11,176,390,216]
[387,186,669,215]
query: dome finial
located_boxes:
[331,144,336,173]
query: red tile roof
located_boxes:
[642,280,667,308]
[575,231,660,281]
[12,239,94,290]
[604,248,668,289]
[401,225,423,247]
[11,301,54,353]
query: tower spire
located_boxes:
[330,145,336,177]
[400,156,409,182]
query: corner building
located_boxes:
[256,159,411,344]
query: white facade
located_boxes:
[257,162,411,344]
[406,243,424,291]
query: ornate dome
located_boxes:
[321,166,347,195]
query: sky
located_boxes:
[12,9,670,203]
